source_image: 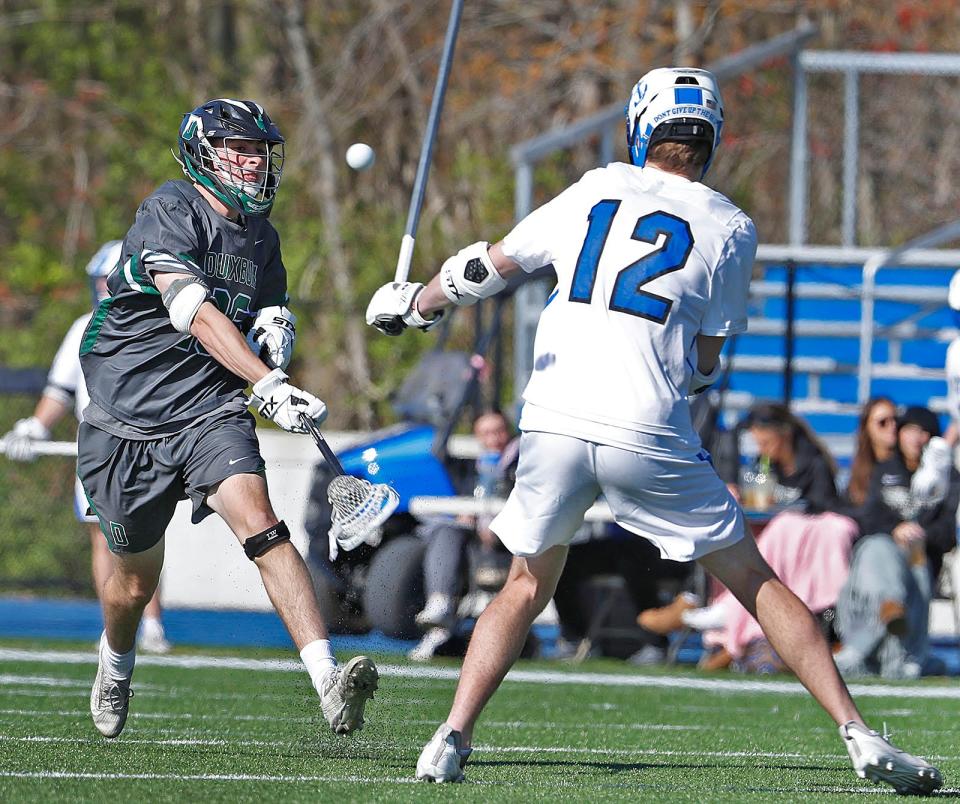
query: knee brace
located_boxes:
[242,520,291,561]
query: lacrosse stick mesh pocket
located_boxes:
[327,475,399,553]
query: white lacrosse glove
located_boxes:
[246,305,296,370]
[911,436,953,507]
[0,417,51,462]
[365,282,443,336]
[252,368,327,433]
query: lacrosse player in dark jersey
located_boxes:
[79,99,377,739]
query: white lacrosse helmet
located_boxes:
[624,67,724,178]
[84,240,122,305]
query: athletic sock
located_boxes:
[300,639,337,693]
[100,631,136,681]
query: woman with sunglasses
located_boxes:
[834,406,958,678]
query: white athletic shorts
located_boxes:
[490,431,745,562]
[74,476,97,524]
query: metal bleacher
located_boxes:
[720,246,959,466]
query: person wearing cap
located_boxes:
[833,405,958,678]
[905,269,960,508]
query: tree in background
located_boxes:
[2,0,958,424]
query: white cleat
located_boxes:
[319,656,378,735]
[90,643,133,739]
[416,724,472,783]
[840,721,943,795]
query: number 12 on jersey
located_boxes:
[569,199,694,324]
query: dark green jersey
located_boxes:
[80,180,288,434]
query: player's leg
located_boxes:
[598,442,942,795]
[417,547,569,783]
[88,522,113,598]
[699,535,942,794]
[88,520,170,652]
[204,470,377,734]
[417,432,599,782]
[449,545,567,740]
[205,472,328,647]
[139,589,171,654]
[92,537,164,738]
[697,535,861,724]
[99,538,165,652]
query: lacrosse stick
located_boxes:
[298,413,399,561]
[0,440,78,457]
[394,0,464,284]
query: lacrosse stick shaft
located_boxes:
[0,440,78,457]
[394,0,464,284]
[299,414,346,476]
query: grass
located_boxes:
[0,639,958,801]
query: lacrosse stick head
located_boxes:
[327,475,399,556]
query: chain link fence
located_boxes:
[0,397,92,597]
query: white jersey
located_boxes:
[502,163,756,452]
[45,313,92,422]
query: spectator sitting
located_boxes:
[841,396,898,511]
[834,405,958,678]
[408,410,518,661]
[641,402,858,673]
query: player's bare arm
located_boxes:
[688,334,727,394]
[695,334,725,375]
[152,271,271,385]
[151,271,324,434]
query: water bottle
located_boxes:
[739,455,774,511]
[474,451,501,499]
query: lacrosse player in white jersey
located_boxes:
[0,242,171,653]
[367,67,942,794]
[908,269,960,506]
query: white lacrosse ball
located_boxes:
[346,142,375,171]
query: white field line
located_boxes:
[3,702,958,743]
[0,674,91,688]
[1,647,959,700]
[4,702,957,744]
[0,707,313,723]
[0,674,161,692]
[0,770,417,785]
[10,733,957,764]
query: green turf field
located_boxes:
[0,640,957,801]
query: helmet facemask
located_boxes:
[206,136,283,211]
[182,129,284,217]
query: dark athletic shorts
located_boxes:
[77,407,265,553]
